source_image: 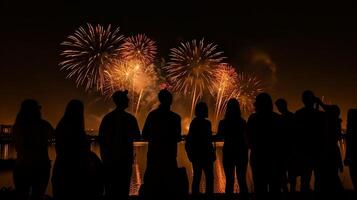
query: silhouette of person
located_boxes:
[142,89,182,199]
[275,98,296,192]
[185,102,215,194]
[346,109,357,190]
[52,100,104,200]
[12,99,53,200]
[99,90,140,200]
[314,100,343,192]
[294,90,326,192]
[217,98,249,194]
[247,93,283,193]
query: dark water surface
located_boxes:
[0,142,354,195]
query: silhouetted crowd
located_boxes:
[11,89,357,200]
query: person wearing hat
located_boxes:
[99,90,140,200]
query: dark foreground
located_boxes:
[0,189,356,200]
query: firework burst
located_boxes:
[212,64,238,124]
[165,38,225,117]
[60,23,124,91]
[231,73,263,114]
[120,34,157,65]
[103,59,159,115]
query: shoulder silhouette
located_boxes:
[217,98,249,194]
[55,99,90,157]
[316,101,344,192]
[12,99,53,200]
[99,90,140,200]
[142,89,184,199]
[185,102,215,194]
[294,90,326,192]
[275,98,296,192]
[52,99,104,200]
[247,93,284,192]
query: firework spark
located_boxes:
[165,38,225,117]
[120,34,157,65]
[212,64,238,124]
[103,60,159,115]
[231,73,263,114]
[60,23,124,91]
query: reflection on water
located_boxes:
[0,143,15,160]
[0,142,354,195]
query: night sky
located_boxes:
[1,1,356,130]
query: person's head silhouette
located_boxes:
[225,98,241,118]
[16,99,42,124]
[302,90,316,109]
[112,90,129,110]
[64,99,84,119]
[254,93,273,113]
[158,89,173,108]
[275,98,288,114]
[327,105,341,118]
[62,99,85,129]
[195,102,208,118]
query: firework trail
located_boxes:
[60,23,124,92]
[212,64,238,124]
[120,34,157,66]
[165,38,225,118]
